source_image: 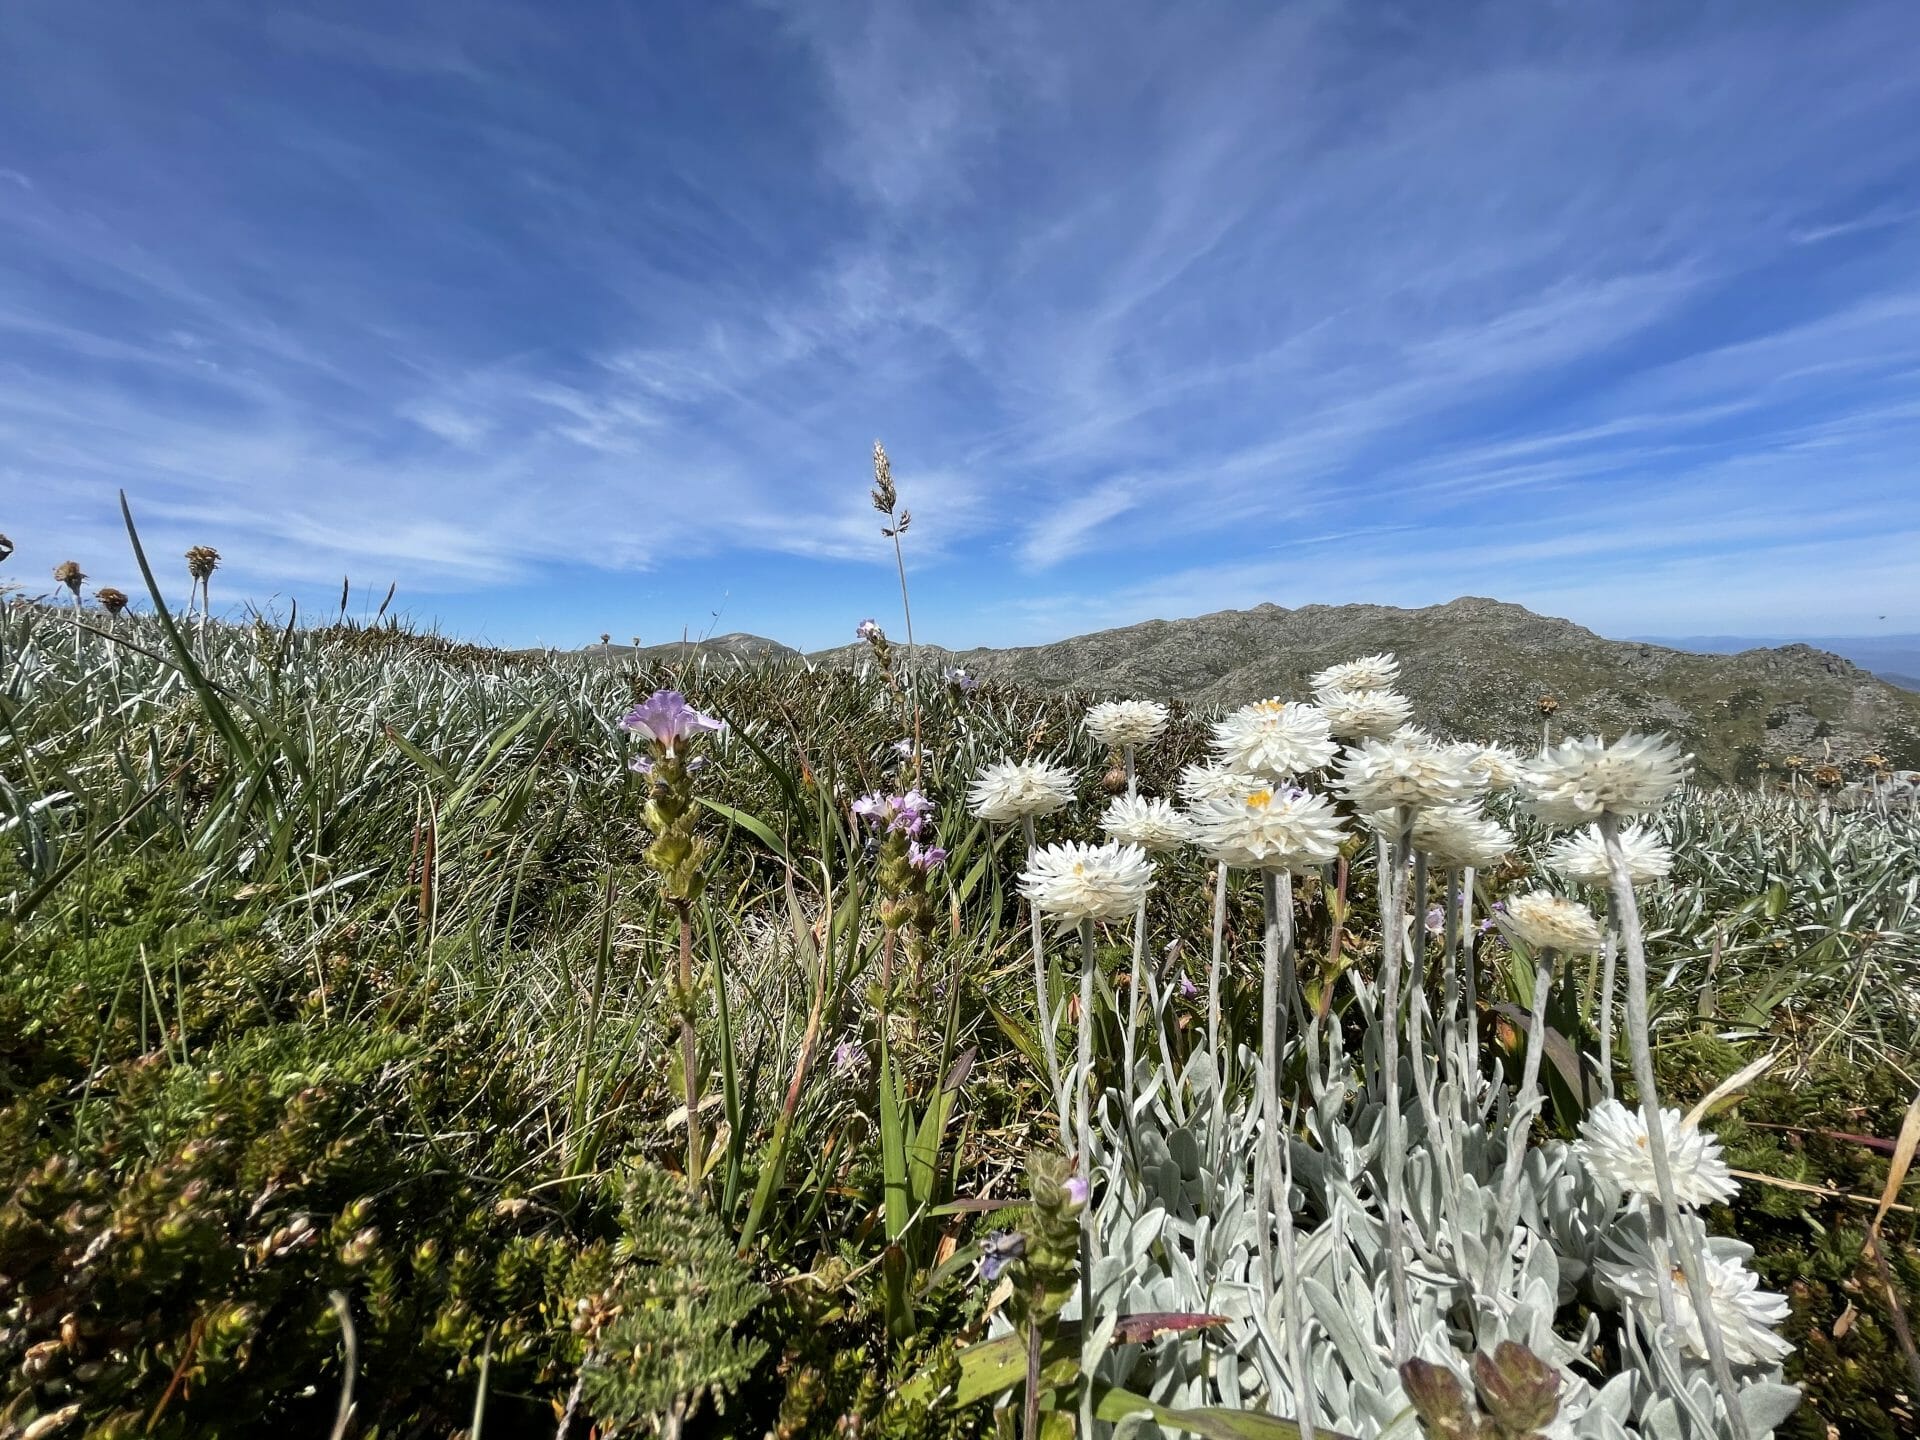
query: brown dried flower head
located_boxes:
[1812,763,1844,789]
[186,545,221,581]
[53,560,86,595]
[1101,764,1128,795]
[870,439,897,514]
[1863,752,1890,772]
[0,531,13,564]
[95,587,129,616]
[1536,694,1559,717]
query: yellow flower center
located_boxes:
[1246,789,1274,810]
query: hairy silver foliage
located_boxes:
[1077,964,1796,1439]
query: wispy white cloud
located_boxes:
[3,1,1919,647]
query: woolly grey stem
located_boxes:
[1460,865,1480,1085]
[1600,813,1753,1440]
[1124,742,1136,797]
[1256,869,1280,1309]
[1379,809,1415,1360]
[1407,852,1442,1145]
[1123,890,1146,1124]
[1208,858,1228,1075]
[1076,916,1099,1440]
[1270,1091,1317,1440]
[1487,950,1555,1293]
[1024,813,1067,1149]
[1598,914,1619,1102]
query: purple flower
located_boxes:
[977,1230,1027,1283]
[943,665,978,692]
[629,755,653,776]
[907,840,948,873]
[893,788,933,836]
[891,737,915,759]
[1425,904,1446,936]
[1178,972,1198,999]
[832,1039,867,1078]
[1063,1176,1090,1209]
[856,618,884,642]
[854,789,935,839]
[620,690,724,751]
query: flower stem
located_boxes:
[1076,916,1099,1440]
[1487,949,1555,1293]
[1377,814,1415,1360]
[1600,813,1752,1440]
[675,902,703,1191]
[1024,814,1067,1148]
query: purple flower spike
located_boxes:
[907,841,948,873]
[620,690,724,750]
[856,618,883,642]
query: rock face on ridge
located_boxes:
[813,598,1920,782]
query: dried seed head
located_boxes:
[1536,693,1559,717]
[1812,763,1844,789]
[600,632,610,646]
[0,532,13,564]
[870,439,897,514]
[95,586,129,616]
[1101,763,1127,794]
[53,560,86,594]
[185,545,221,581]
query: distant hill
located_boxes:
[560,632,801,664]
[1637,634,1920,693]
[807,598,1920,781]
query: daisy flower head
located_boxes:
[1495,890,1604,955]
[1457,743,1523,792]
[1595,1223,1791,1367]
[1178,762,1265,805]
[1412,803,1514,870]
[1308,653,1400,694]
[1019,841,1155,921]
[1100,795,1193,853]
[1546,822,1674,888]
[1575,1098,1738,1209]
[1521,733,1692,827]
[1335,728,1488,814]
[1086,699,1170,749]
[967,759,1077,824]
[1190,784,1346,872]
[1315,687,1414,741]
[1211,699,1338,780]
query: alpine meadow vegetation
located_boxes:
[1,485,1917,1440]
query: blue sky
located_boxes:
[4,1,1919,652]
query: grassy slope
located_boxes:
[2,607,1917,1437]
